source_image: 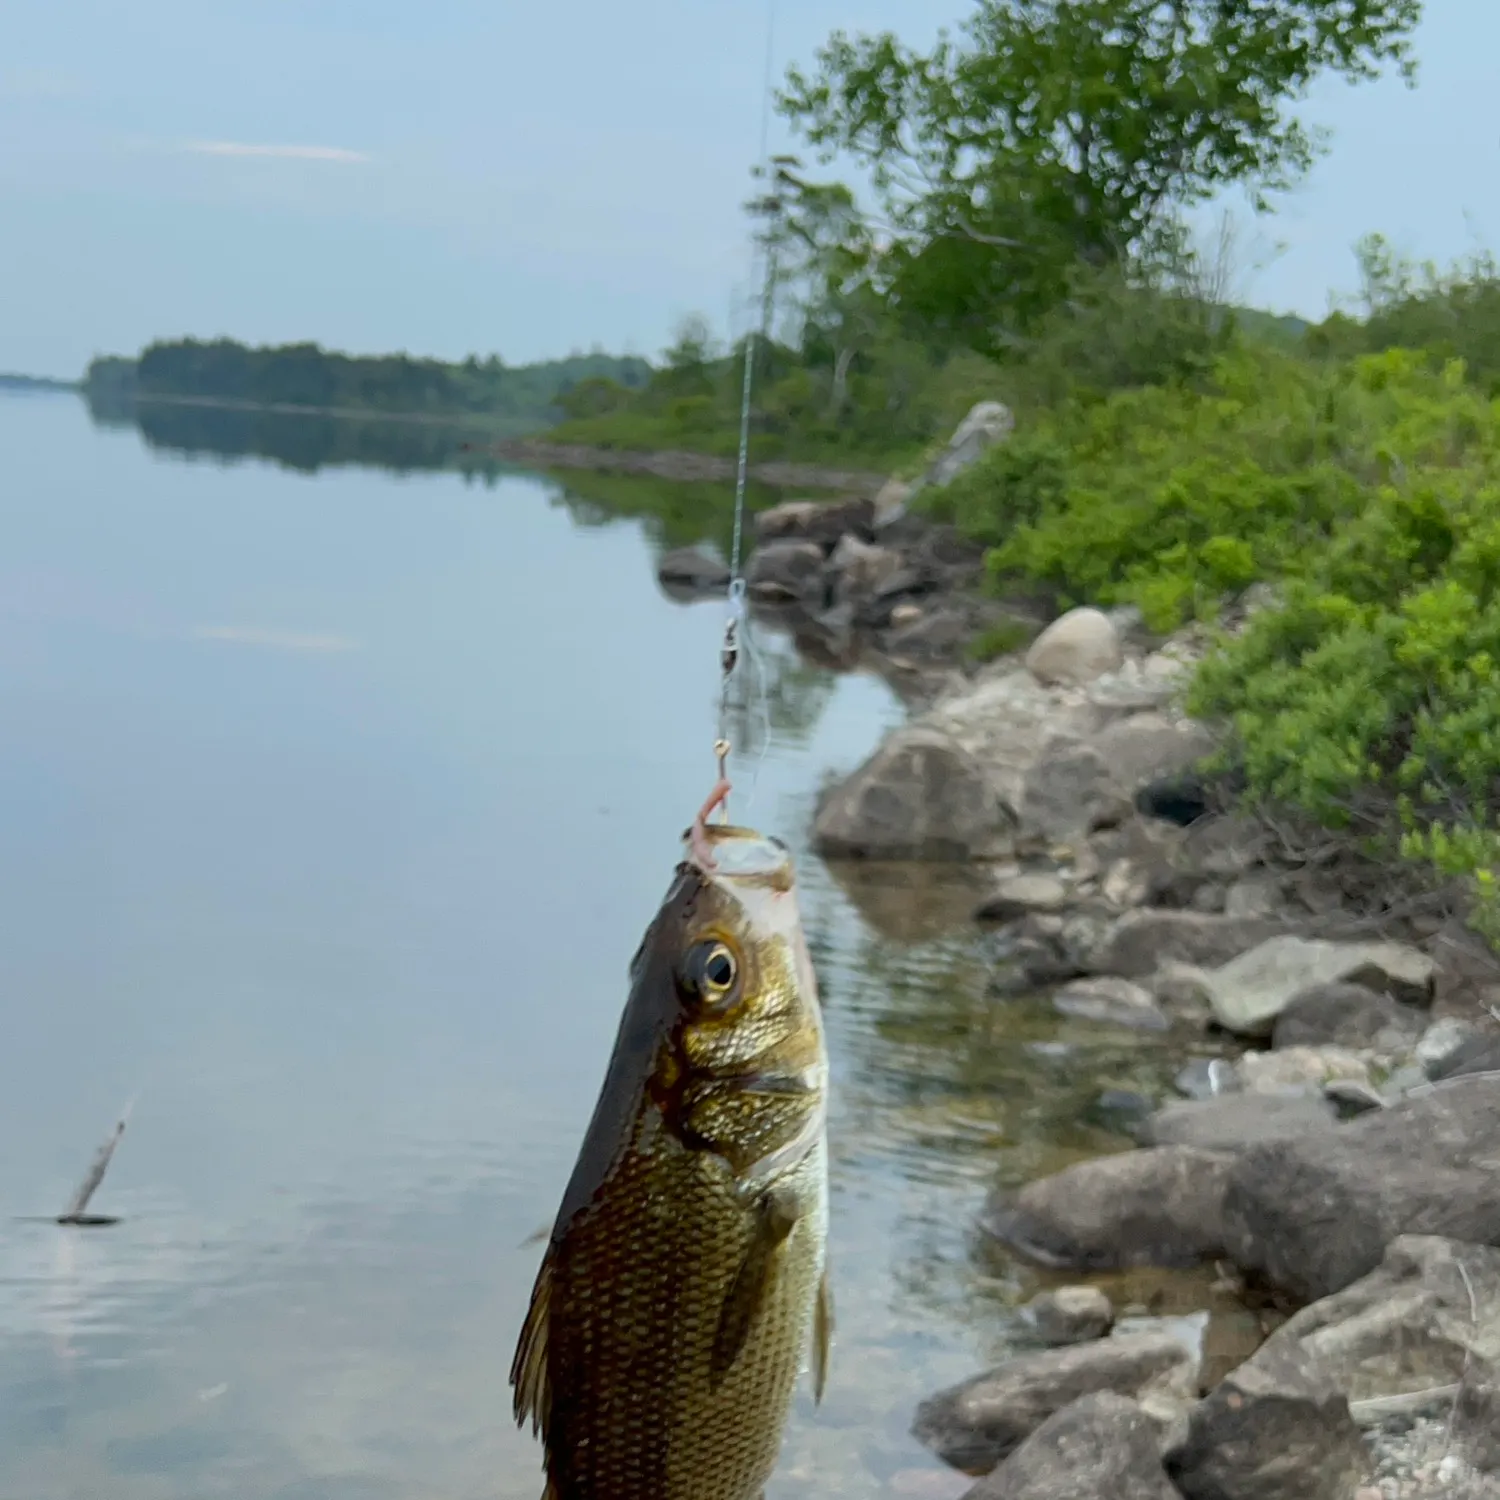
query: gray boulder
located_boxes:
[1455,1355,1500,1473]
[1095,714,1217,798]
[1257,1235,1500,1407]
[828,534,904,606]
[1028,1286,1116,1347]
[913,1332,1197,1474]
[1221,1077,1500,1300]
[1144,1093,1338,1153]
[745,538,826,602]
[654,544,729,596]
[1166,1339,1371,1500]
[1205,936,1435,1039]
[924,400,1016,489]
[1086,911,1289,979]
[753,495,873,546]
[1025,607,1123,688]
[982,1147,1234,1270]
[968,1393,1181,1500]
[812,725,1013,860]
[1272,981,1426,1052]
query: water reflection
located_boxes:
[2,391,1240,1499]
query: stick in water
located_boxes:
[58,1100,134,1226]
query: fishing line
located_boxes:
[714,0,778,825]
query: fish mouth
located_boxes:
[683,823,795,890]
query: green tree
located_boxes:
[778,0,1421,353]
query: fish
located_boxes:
[510,803,832,1500]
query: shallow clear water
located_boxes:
[0,394,1216,1500]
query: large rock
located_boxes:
[1221,1076,1500,1300]
[929,668,1101,823]
[1430,1030,1500,1082]
[1205,936,1435,1039]
[753,495,874,547]
[1455,1355,1500,1473]
[812,725,1013,860]
[1166,1339,1372,1500]
[924,400,1016,489]
[1272,981,1426,1052]
[828,533,904,606]
[1086,911,1289,979]
[1028,1286,1115,1347]
[912,1332,1197,1474]
[654,544,729,596]
[1025,608,1124,688]
[1144,1093,1338,1153]
[1017,740,1122,842]
[968,1394,1181,1500]
[981,1147,1234,1270]
[745,538,826,602]
[1256,1235,1500,1408]
[1095,714,1218,798]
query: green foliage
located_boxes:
[82,339,653,424]
[1308,235,1500,395]
[778,0,1420,354]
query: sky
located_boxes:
[1,0,1496,379]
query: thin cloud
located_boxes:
[181,140,371,164]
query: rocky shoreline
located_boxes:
[642,395,1500,1497]
[698,478,1499,1497]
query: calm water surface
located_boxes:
[0,394,1213,1500]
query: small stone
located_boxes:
[1028,1286,1116,1346]
[890,601,924,628]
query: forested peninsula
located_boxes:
[81,339,652,430]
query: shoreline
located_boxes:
[486,437,890,495]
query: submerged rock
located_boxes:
[1052,976,1170,1033]
[654,544,729,595]
[912,1332,1197,1474]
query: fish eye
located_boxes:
[683,940,739,1003]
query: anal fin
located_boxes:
[812,1265,834,1404]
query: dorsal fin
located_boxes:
[510,1250,554,1442]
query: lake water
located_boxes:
[0,393,1220,1500]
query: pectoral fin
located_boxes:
[812,1266,834,1404]
[510,1251,554,1441]
[711,1186,800,1389]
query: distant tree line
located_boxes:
[82,338,653,424]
